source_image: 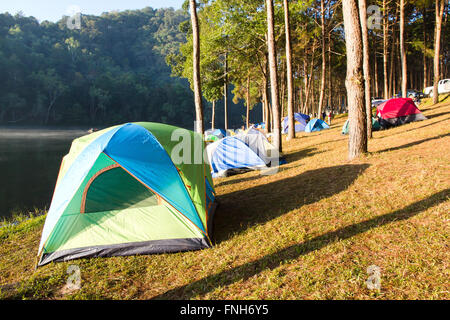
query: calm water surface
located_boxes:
[0,127,88,219]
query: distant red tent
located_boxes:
[376,98,427,128]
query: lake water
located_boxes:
[0,127,88,219]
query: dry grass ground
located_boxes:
[1,97,449,300]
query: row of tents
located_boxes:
[36,98,427,267]
[203,116,332,179]
[282,113,330,133]
[205,113,330,143]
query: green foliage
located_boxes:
[0,8,200,128]
[166,1,265,127]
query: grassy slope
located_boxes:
[1,97,449,300]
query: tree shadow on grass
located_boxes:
[302,136,348,149]
[374,118,450,139]
[153,188,449,300]
[438,93,450,103]
[373,116,450,140]
[283,147,323,163]
[377,132,450,153]
[214,164,370,244]
[423,112,450,120]
[213,148,320,188]
[420,97,450,111]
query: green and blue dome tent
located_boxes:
[37,122,217,267]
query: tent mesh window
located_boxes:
[81,166,159,213]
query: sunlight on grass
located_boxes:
[1,100,449,300]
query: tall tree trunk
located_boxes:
[284,0,295,140]
[395,7,401,96]
[312,79,316,115]
[389,28,396,97]
[383,0,389,99]
[400,0,407,98]
[374,51,379,97]
[224,52,228,130]
[246,75,250,129]
[423,7,428,90]
[433,0,445,104]
[342,0,368,160]
[303,59,309,112]
[262,97,265,123]
[266,0,282,153]
[298,64,303,113]
[327,30,332,108]
[211,100,215,130]
[189,0,204,134]
[293,79,297,113]
[263,56,271,132]
[299,85,304,113]
[269,101,274,132]
[358,0,373,139]
[311,80,315,115]
[318,0,326,118]
[280,62,286,120]
[304,46,316,115]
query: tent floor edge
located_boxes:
[37,237,211,267]
[379,113,427,129]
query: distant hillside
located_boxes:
[0,8,257,129]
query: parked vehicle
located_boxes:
[423,79,450,97]
[371,97,386,107]
[395,89,424,100]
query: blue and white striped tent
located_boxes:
[206,136,267,178]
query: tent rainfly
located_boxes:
[281,113,310,134]
[37,122,217,267]
[305,118,330,132]
[376,98,427,128]
[206,136,268,178]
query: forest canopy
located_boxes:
[0,7,254,129]
[0,1,448,131]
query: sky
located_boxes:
[0,0,185,22]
